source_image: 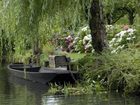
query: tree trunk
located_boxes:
[128,11,135,25]
[89,0,107,53]
[106,13,112,25]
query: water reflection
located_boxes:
[8,75,48,105]
[0,67,48,105]
[0,67,140,105]
[42,93,140,105]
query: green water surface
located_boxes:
[0,67,140,105]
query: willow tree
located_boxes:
[0,0,19,62]
[0,0,43,63]
[0,0,107,63]
[104,0,138,25]
[43,0,107,53]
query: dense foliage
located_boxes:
[1,0,140,95]
[0,0,139,62]
[78,48,140,94]
[104,0,139,24]
[0,0,92,63]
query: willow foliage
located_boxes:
[0,0,92,62]
[0,0,139,62]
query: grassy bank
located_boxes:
[78,49,140,94]
[48,48,140,96]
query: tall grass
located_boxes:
[78,49,140,94]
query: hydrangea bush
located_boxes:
[109,26,136,53]
[60,25,137,53]
[73,26,93,53]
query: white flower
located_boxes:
[92,80,96,84]
[83,34,92,44]
[126,37,131,41]
[126,28,136,33]
[106,25,114,31]
[116,31,126,37]
[98,75,101,78]
[121,45,125,49]
[81,26,88,31]
[85,43,92,49]
[116,45,125,51]
[109,38,116,44]
[128,32,133,36]
[92,49,95,53]
[117,37,122,43]
[111,49,117,54]
[73,37,79,44]
[109,44,113,47]
[132,36,136,39]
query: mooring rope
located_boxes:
[67,62,78,83]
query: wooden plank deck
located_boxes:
[39,67,78,74]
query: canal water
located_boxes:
[0,67,140,105]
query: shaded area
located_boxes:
[0,67,140,105]
[0,67,48,105]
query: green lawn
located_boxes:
[67,53,86,61]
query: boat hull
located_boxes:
[8,64,56,84]
[7,64,79,84]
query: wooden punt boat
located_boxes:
[7,63,78,84]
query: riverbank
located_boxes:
[48,48,140,96]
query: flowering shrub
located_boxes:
[109,27,136,53]
[68,25,137,53]
[73,26,93,53]
[59,25,136,53]
[82,34,92,53]
[106,25,122,40]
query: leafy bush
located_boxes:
[73,26,91,53]
[78,49,140,94]
[72,25,137,53]
[40,42,55,65]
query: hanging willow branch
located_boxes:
[0,0,97,62]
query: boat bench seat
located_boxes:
[55,56,71,70]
